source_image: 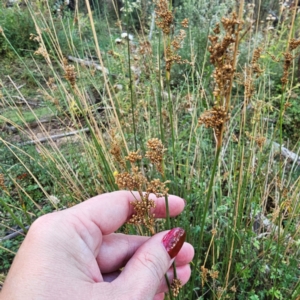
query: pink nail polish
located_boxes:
[162,228,186,259]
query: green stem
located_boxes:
[158,33,165,142]
[125,0,137,150]
[191,145,221,292]
[199,146,221,245]
[166,77,177,182]
[165,274,174,300]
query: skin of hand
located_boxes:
[0,191,194,300]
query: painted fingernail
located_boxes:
[162,227,186,259]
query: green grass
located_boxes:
[0,106,55,126]
[1,0,300,298]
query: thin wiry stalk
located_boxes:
[124,0,138,151]
[84,0,129,154]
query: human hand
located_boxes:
[0,191,194,300]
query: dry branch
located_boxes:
[0,226,29,242]
[11,96,44,107]
[272,141,300,165]
[68,56,109,74]
[18,128,90,146]
[1,116,56,133]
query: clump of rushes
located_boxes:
[195,9,244,279]
[154,0,190,182]
[113,139,182,297]
[155,0,190,78]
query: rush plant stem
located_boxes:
[124,0,137,151]
[166,75,177,180]
[272,8,297,296]
[199,146,221,246]
[217,3,243,149]
[157,33,165,142]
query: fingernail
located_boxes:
[183,199,187,206]
[162,228,186,259]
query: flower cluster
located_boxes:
[198,105,230,137]
[208,13,241,99]
[113,139,168,235]
[63,63,77,88]
[145,138,166,173]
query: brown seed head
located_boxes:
[64,64,77,88]
[181,18,189,28]
[198,105,230,137]
[125,150,142,163]
[155,0,173,35]
[115,171,146,190]
[0,173,5,190]
[170,278,182,297]
[145,138,165,172]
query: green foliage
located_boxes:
[1,0,300,299]
[0,6,37,57]
[0,237,24,274]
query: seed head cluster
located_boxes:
[115,170,146,191]
[198,105,230,137]
[125,150,142,163]
[129,196,156,234]
[281,38,300,86]
[154,0,173,35]
[281,52,293,86]
[139,40,152,56]
[110,135,125,168]
[155,0,190,74]
[63,59,77,88]
[251,47,263,76]
[244,47,263,100]
[114,139,168,235]
[146,179,169,198]
[200,265,209,287]
[170,278,182,297]
[0,173,5,190]
[208,13,241,99]
[145,138,166,173]
[289,38,300,51]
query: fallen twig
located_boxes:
[272,141,300,165]
[68,55,109,74]
[1,116,56,133]
[17,127,90,146]
[11,96,44,107]
[0,226,30,242]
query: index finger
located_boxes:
[71,191,185,235]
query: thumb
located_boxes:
[114,228,186,299]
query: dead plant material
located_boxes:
[289,38,300,51]
[155,0,190,76]
[281,52,293,86]
[208,13,242,100]
[154,0,173,35]
[0,174,5,190]
[170,278,182,297]
[63,61,77,88]
[251,47,263,76]
[145,138,166,173]
[198,105,230,138]
[114,139,169,235]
